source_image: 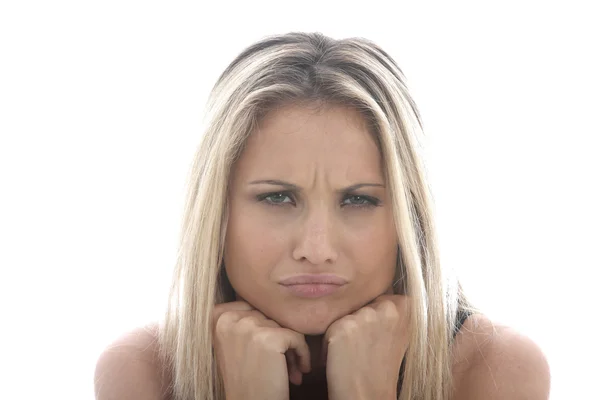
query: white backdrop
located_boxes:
[1,1,598,399]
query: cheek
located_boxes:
[224,206,285,287]
[347,215,397,281]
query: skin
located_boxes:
[94,105,552,400]
[95,315,552,400]
[223,102,399,385]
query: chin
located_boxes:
[284,320,330,336]
[270,303,347,335]
[278,321,331,336]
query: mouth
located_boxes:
[278,274,348,298]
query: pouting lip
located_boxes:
[278,274,349,286]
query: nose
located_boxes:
[291,206,339,265]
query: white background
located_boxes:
[1,1,598,399]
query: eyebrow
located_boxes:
[248,179,385,192]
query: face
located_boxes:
[224,103,398,335]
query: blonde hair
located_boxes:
[158,31,479,400]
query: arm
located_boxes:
[94,325,170,400]
[452,327,551,400]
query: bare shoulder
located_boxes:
[451,313,551,400]
[94,322,171,400]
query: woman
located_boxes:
[94,32,550,400]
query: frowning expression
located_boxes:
[224,103,398,335]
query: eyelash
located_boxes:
[256,191,381,209]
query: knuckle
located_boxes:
[214,311,236,335]
[235,311,268,333]
[251,328,276,348]
[236,315,259,333]
[378,300,399,320]
[337,318,359,337]
[360,306,378,323]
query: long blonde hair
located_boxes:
[158,31,479,400]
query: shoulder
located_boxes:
[451,313,551,400]
[94,323,171,400]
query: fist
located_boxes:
[323,295,411,400]
[212,301,311,400]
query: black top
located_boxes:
[396,309,473,394]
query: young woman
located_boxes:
[94,32,551,400]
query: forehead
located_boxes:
[233,103,383,181]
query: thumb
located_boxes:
[320,337,328,366]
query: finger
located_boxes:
[279,329,311,374]
[212,301,255,327]
[212,309,265,338]
[320,334,329,366]
[285,350,293,377]
[369,295,412,323]
[285,350,302,386]
[322,319,342,364]
[370,294,409,308]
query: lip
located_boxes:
[278,274,349,286]
[282,284,343,298]
[278,274,348,298]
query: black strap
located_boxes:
[453,308,472,339]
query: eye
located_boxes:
[341,194,381,208]
[257,192,295,206]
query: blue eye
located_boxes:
[257,192,380,208]
[258,192,294,206]
[342,194,380,208]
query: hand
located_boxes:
[212,301,311,400]
[323,294,411,400]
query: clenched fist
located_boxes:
[212,301,311,400]
[323,295,411,400]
